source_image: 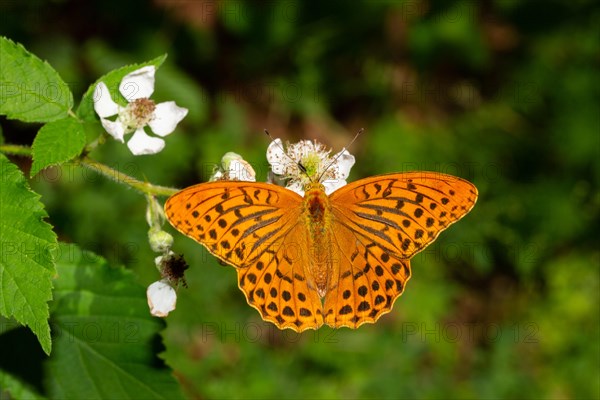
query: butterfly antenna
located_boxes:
[264,129,309,177]
[263,129,276,142]
[317,128,364,182]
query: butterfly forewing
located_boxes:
[165,182,300,266]
[329,172,478,259]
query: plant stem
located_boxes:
[0,144,33,157]
[0,144,179,197]
[79,157,178,197]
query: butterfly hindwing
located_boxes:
[324,215,412,328]
[237,225,325,331]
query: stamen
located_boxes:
[120,98,156,130]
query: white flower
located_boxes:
[147,279,177,317]
[93,66,188,155]
[266,138,355,196]
[210,152,256,182]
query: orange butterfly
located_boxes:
[165,163,477,331]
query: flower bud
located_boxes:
[145,195,165,228]
[148,229,173,253]
[209,152,256,182]
[147,280,177,317]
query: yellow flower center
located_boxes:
[120,98,156,131]
[300,152,322,179]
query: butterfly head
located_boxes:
[295,161,323,192]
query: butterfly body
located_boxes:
[303,182,335,297]
[165,172,477,331]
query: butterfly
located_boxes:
[165,168,477,331]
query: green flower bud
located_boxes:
[149,229,173,253]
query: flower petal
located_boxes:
[229,159,256,182]
[332,149,355,179]
[127,128,165,155]
[147,280,177,317]
[99,118,126,142]
[209,170,224,181]
[266,139,287,175]
[322,179,347,195]
[119,66,156,101]
[286,181,305,196]
[148,101,188,137]
[93,82,119,118]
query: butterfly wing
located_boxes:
[165,181,324,331]
[323,172,478,328]
[236,220,325,331]
[324,218,412,328]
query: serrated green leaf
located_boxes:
[0,369,46,400]
[0,37,73,122]
[30,118,86,177]
[0,153,56,355]
[76,55,167,122]
[45,243,184,399]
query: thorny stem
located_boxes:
[0,144,179,197]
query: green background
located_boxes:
[1,0,598,398]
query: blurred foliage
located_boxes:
[1,0,598,398]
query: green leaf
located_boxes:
[0,37,73,122]
[0,370,45,400]
[76,54,167,122]
[0,153,56,355]
[45,243,184,399]
[30,118,86,177]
